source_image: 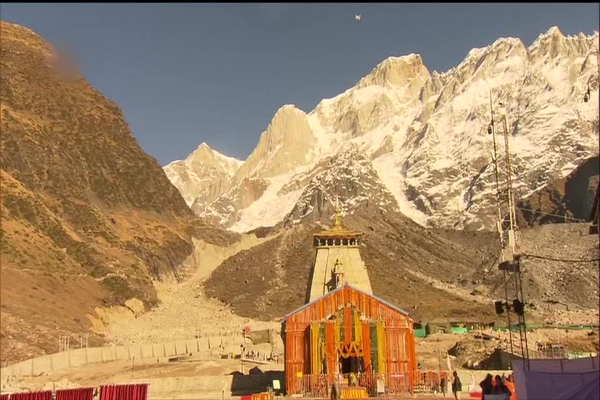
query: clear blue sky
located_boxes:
[1,3,598,165]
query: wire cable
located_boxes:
[514,206,589,223]
[521,253,600,263]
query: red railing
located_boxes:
[2,384,148,400]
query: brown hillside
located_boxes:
[205,213,503,323]
[205,212,598,326]
[0,21,237,364]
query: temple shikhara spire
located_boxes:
[307,200,372,302]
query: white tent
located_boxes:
[513,356,599,400]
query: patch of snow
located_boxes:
[229,173,304,233]
[372,153,429,226]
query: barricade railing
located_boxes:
[294,371,415,397]
[413,370,449,394]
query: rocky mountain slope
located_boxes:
[205,213,502,323]
[0,21,238,364]
[516,155,599,226]
[203,150,598,325]
[166,27,599,232]
[205,211,599,325]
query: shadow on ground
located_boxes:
[230,366,285,396]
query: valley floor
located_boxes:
[104,223,599,349]
[2,331,596,399]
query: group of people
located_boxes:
[437,371,516,400]
[330,370,516,400]
[439,371,463,399]
[480,373,516,400]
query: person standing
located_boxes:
[491,375,512,400]
[330,380,340,400]
[451,370,462,400]
[479,373,494,400]
[504,374,517,400]
[440,375,447,397]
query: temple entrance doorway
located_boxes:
[339,355,363,374]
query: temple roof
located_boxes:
[280,284,410,323]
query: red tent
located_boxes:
[9,392,52,400]
[56,387,94,400]
[99,384,148,400]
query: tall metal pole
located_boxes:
[498,103,518,255]
[489,91,505,253]
[488,92,514,358]
[498,102,530,370]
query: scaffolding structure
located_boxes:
[488,94,530,370]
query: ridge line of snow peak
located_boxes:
[166,26,599,232]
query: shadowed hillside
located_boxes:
[205,212,503,323]
[205,211,598,325]
[516,155,599,226]
[0,21,238,363]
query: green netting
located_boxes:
[493,324,596,332]
[414,328,427,338]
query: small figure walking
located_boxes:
[440,375,447,397]
[331,379,340,400]
[452,370,462,400]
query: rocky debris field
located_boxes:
[417,329,599,371]
[105,279,280,345]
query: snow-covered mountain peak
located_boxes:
[163,142,242,207]
[357,52,430,89]
[167,27,599,232]
[276,104,306,114]
[541,26,564,40]
[232,104,317,183]
[529,26,597,60]
[182,142,242,176]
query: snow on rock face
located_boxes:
[194,177,270,227]
[167,27,599,232]
[163,142,242,207]
[283,143,400,226]
[233,105,318,183]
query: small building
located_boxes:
[281,284,417,396]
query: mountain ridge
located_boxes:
[166,26,599,232]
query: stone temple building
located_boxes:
[281,204,417,397]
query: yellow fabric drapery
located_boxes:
[310,322,321,374]
[353,308,362,344]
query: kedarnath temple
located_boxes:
[281,203,417,397]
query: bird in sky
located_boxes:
[355,14,361,21]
